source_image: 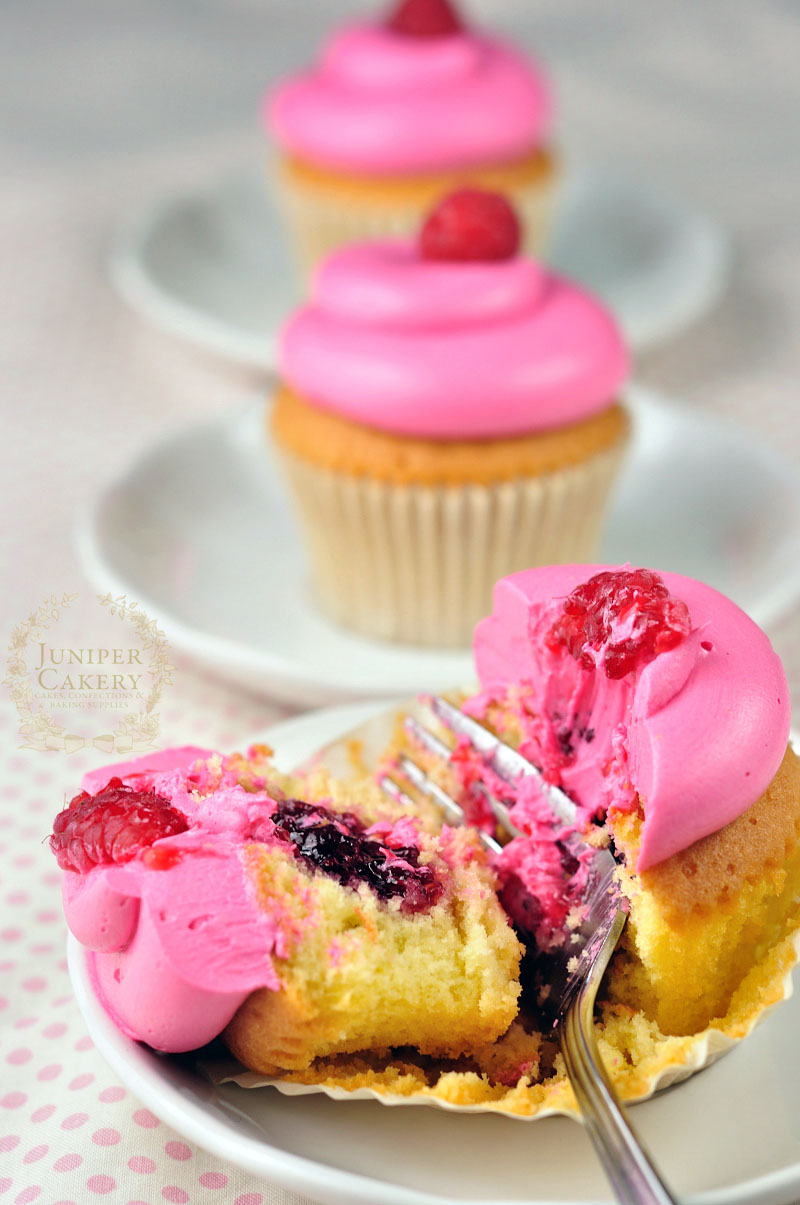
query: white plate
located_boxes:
[75,387,800,707]
[68,702,800,1205]
[110,164,730,365]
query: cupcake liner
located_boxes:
[271,158,561,278]
[201,704,800,1121]
[275,443,626,647]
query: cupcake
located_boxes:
[464,564,799,1036]
[270,189,630,646]
[266,0,558,274]
[53,745,521,1068]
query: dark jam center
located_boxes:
[546,568,691,679]
[272,800,443,914]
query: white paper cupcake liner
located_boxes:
[276,444,626,647]
[271,158,560,278]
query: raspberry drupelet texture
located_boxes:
[49,778,189,873]
[420,188,521,262]
[547,568,692,680]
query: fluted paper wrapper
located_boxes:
[202,706,800,1119]
[276,445,626,647]
[272,159,560,279]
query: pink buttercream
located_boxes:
[267,22,550,174]
[473,565,790,870]
[280,240,629,439]
[62,750,296,1052]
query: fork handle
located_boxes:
[559,914,678,1205]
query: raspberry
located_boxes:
[547,568,691,680]
[420,188,521,261]
[49,777,188,873]
[387,0,462,37]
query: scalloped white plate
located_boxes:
[110,163,730,365]
[75,387,800,706]
[68,702,800,1205]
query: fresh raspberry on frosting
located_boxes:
[49,777,189,873]
[420,188,521,262]
[546,568,692,680]
[387,0,462,37]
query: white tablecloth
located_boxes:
[2,2,800,1201]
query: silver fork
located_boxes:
[379,696,677,1205]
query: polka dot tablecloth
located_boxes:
[4,1,800,1202]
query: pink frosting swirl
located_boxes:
[267,22,550,174]
[473,565,791,870]
[279,240,629,439]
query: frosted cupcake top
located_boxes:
[266,1,551,175]
[279,191,629,440]
[472,565,791,870]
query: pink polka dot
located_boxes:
[29,944,54,956]
[35,912,57,924]
[92,1129,121,1147]
[0,998,7,1010]
[37,1064,61,1082]
[68,1074,93,1091]
[23,1145,47,1164]
[30,1106,55,1123]
[234,1195,263,1205]
[86,1175,115,1195]
[61,1113,88,1130]
[13,855,33,868]
[164,1140,191,1161]
[0,1179,10,1196]
[52,995,71,1007]
[42,873,61,886]
[1,929,22,942]
[6,892,28,905]
[1,1093,26,1109]
[127,1156,155,1174]
[14,1189,41,1203]
[199,1172,228,1189]
[52,1201,78,1205]
[0,1136,20,1152]
[74,1036,92,1052]
[126,1201,150,1205]
[53,1155,82,1173]
[162,1190,189,1204]
[21,978,45,992]
[6,1049,32,1066]
[132,1109,159,1128]
[14,1017,37,1029]
[98,1087,124,1103]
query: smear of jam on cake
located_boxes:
[547,567,691,679]
[272,800,443,914]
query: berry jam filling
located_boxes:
[272,800,443,914]
[546,568,691,680]
[49,778,189,873]
[387,0,462,38]
[420,188,521,262]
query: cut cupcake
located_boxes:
[53,745,521,1071]
[465,564,800,1035]
[266,0,559,273]
[271,189,630,646]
